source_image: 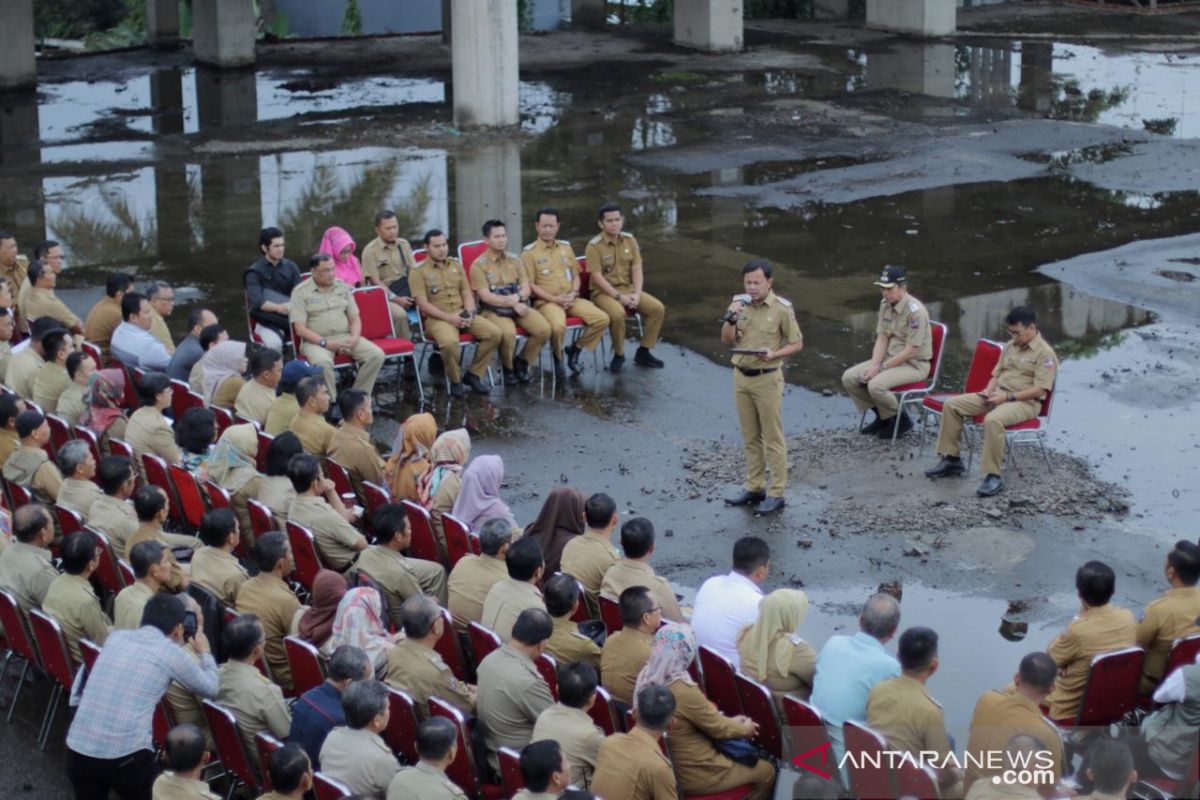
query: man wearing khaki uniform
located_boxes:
[409,230,500,397]
[841,266,932,440]
[0,505,59,613]
[288,493,366,572]
[289,255,384,401]
[384,596,476,716]
[522,211,608,379]
[927,305,1058,497]
[721,260,803,518]
[218,616,292,767]
[447,538,510,631]
[1137,542,1200,693]
[235,533,301,690]
[356,505,447,626]
[361,211,415,340]
[23,262,84,334]
[42,535,113,664]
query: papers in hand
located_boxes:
[731,348,769,356]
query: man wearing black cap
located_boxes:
[5,316,67,400]
[841,266,932,440]
[2,409,63,505]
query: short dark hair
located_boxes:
[13,504,50,543]
[186,305,210,331]
[619,586,654,627]
[371,503,408,546]
[584,492,616,530]
[175,407,216,455]
[422,229,445,246]
[415,717,457,761]
[265,432,303,477]
[268,743,311,794]
[60,530,99,575]
[98,455,133,495]
[34,240,59,261]
[479,519,513,556]
[0,394,21,428]
[338,388,370,421]
[520,739,563,793]
[254,530,290,573]
[1170,542,1200,586]
[198,324,225,351]
[164,723,207,773]
[897,626,938,671]
[636,685,675,731]
[224,613,264,660]
[743,259,772,279]
[295,376,325,407]
[511,608,553,646]
[141,592,187,635]
[482,219,506,237]
[328,645,371,682]
[620,517,654,559]
[199,508,238,548]
[130,539,167,578]
[535,208,560,223]
[1088,738,1134,794]
[309,252,331,270]
[121,291,146,322]
[732,536,770,574]
[248,347,282,378]
[1005,306,1037,327]
[505,537,544,582]
[1076,560,1116,607]
[543,574,580,618]
[287,453,321,493]
[27,260,46,284]
[133,485,168,522]
[42,330,70,362]
[259,227,283,252]
[1018,651,1058,691]
[558,662,598,709]
[137,371,171,406]
[16,409,45,438]
[375,209,397,226]
[66,350,89,381]
[106,273,133,298]
[342,680,389,729]
[597,202,621,220]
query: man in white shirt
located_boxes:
[691,536,770,667]
[111,291,171,371]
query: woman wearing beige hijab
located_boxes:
[736,589,816,714]
[206,423,264,549]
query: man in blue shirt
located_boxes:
[288,644,372,769]
[810,593,902,762]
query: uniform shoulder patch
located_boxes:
[1042,357,1056,370]
[412,260,426,269]
[588,234,603,245]
[522,242,536,251]
[557,239,572,247]
[619,231,634,239]
[908,301,920,313]
[776,296,793,308]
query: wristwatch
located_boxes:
[1007,392,1015,402]
[319,338,327,348]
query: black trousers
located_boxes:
[66,748,156,800]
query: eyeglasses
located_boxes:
[648,606,663,614]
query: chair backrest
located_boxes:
[965,339,1004,394]
[255,431,274,473]
[588,686,621,736]
[153,699,177,751]
[498,746,525,796]
[468,621,503,666]
[46,414,73,453]
[283,635,326,695]
[1039,385,1055,421]
[6,481,32,508]
[429,696,482,796]
[170,379,202,421]
[142,454,179,525]
[843,719,895,800]
[312,771,353,800]
[360,480,390,522]
[1074,646,1145,726]
[698,645,742,718]
[412,248,427,264]
[285,521,322,591]
[55,504,85,537]
[434,607,470,682]
[108,437,135,462]
[384,686,420,764]
[895,758,941,800]
[468,532,481,556]
[323,459,356,503]
[254,731,284,793]
[119,364,140,409]
[457,240,487,275]
[352,286,396,339]
[926,321,948,390]
[79,637,102,674]
[202,699,262,793]
[211,405,234,437]
[169,464,207,531]
[0,589,38,666]
[204,480,233,519]
[117,558,135,587]
[536,652,560,701]
[81,341,104,368]
[598,594,622,635]
[734,671,784,760]
[247,498,276,544]
[1163,633,1200,684]
[73,426,102,466]
[88,527,126,596]
[30,609,77,684]
[401,499,441,563]
[442,513,473,569]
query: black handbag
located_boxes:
[481,284,521,317]
[714,737,765,767]
[388,276,411,297]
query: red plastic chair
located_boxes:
[283,635,326,695]
[1162,633,1200,684]
[255,731,285,793]
[291,323,354,373]
[429,696,504,799]
[996,384,1058,473]
[211,404,234,437]
[662,732,754,800]
[152,699,176,753]
[142,454,181,527]
[285,521,323,591]
[895,759,942,800]
[734,672,784,760]
[1138,741,1200,799]
[843,720,895,800]
[79,637,102,674]
[457,241,488,273]
[498,746,525,796]
[588,686,622,736]
[401,499,442,564]
[202,699,262,795]
[1055,646,1145,728]
[536,652,560,701]
[119,364,141,409]
[443,513,474,569]
[88,528,127,599]
[6,480,32,509]
[81,341,104,369]
[698,646,743,718]
[169,464,208,531]
[247,498,276,542]
[0,589,40,723]
[73,425,103,467]
[353,286,422,396]
[55,504,85,537]
[323,459,357,504]
[598,594,623,635]
[170,379,202,421]
[468,621,503,667]
[29,609,76,748]
[117,558,135,587]
[469,531,481,556]
[918,338,1002,455]
[45,414,73,453]
[435,607,470,682]
[384,686,420,764]
[360,481,391,531]
[313,771,354,800]
[108,437,135,462]
[256,430,274,473]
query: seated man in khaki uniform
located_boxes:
[57,351,94,426]
[328,389,385,501]
[236,532,301,690]
[286,453,366,571]
[447,519,512,632]
[263,744,315,799]
[145,281,177,354]
[532,662,606,790]
[266,361,322,436]
[32,329,74,414]
[88,455,139,560]
[386,717,467,800]
[289,376,337,458]
[318,680,400,798]
[126,485,191,591]
[0,314,14,409]
[409,229,501,397]
[289,252,384,401]
[1138,541,1200,693]
[384,595,476,716]
[2,409,64,506]
[56,440,104,518]
[151,724,220,800]
[360,209,416,340]
[84,273,133,360]
[521,209,609,381]
[561,492,620,603]
[542,574,601,670]
[475,608,556,771]
[482,537,546,642]
[42,530,112,664]
[926,305,1058,498]
[592,685,678,800]
[235,347,283,426]
[22,258,84,336]
[585,202,666,372]
[600,586,661,707]
[0,394,22,468]
[7,318,63,401]
[190,508,249,607]
[601,517,685,623]
[126,371,182,481]
[113,540,171,630]
[0,503,59,613]
[357,504,446,626]
[0,232,29,309]
[512,741,571,800]
[218,614,292,771]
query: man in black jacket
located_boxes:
[246,226,302,350]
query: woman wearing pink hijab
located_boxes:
[318,226,363,286]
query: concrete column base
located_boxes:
[673,0,743,53]
[454,142,522,248]
[866,0,956,37]
[193,0,257,68]
[146,0,181,48]
[451,0,519,127]
[0,0,37,92]
[572,0,606,28]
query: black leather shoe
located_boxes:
[402,361,417,382]
[879,411,914,439]
[502,369,518,386]
[427,352,444,374]
[463,373,490,395]
[724,489,767,507]
[635,347,664,368]
[609,354,625,373]
[860,411,886,435]
[753,496,786,517]
[977,474,1005,497]
[554,360,568,382]
[565,345,583,374]
[449,382,466,398]
[925,456,965,479]
[513,356,532,384]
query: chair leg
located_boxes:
[5,659,29,722]
[37,683,62,749]
[1039,437,1052,472]
[858,409,867,432]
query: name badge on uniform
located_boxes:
[430,287,440,295]
[565,268,572,281]
[541,269,551,276]
[536,257,547,265]
[601,255,614,265]
[487,271,497,281]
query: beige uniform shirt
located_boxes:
[290,278,356,339]
[126,524,188,591]
[288,494,364,571]
[1138,586,1200,691]
[191,546,249,607]
[545,615,601,669]
[6,347,43,399]
[257,475,295,527]
[591,727,677,800]
[3,445,63,504]
[114,580,156,630]
[532,702,604,789]
[560,529,619,598]
[58,477,104,518]
[0,429,17,468]
[877,294,933,367]
[357,545,447,628]
[964,689,1064,793]
[476,644,555,761]
[521,239,578,297]
[866,674,952,760]
[0,541,58,613]
[126,407,181,477]
[0,256,28,298]
[151,772,220,800]
[218,660,292,761]
[264,393,300,436]
[469,249,525,298]
[481,578,545,642]
[234,380,276,426]
[386,761,467,800]
[236,573,302,690]
[42,572,112,663]
[329,424,386,497]
[88,495,139,559]
[409,257,469,315]
[212,376,243,409]
[965,782,1042,800]
[33,362,71,414]
[585,232,640,293]
[362,237,415,286]
[84,296,123,356]
[447,554,508,631]
[166,641,213,751]
[1046,603,1137,720]
[56,383,87,426]
[290,411,336,458]
[0,344,10,392]
[383,637,475,716]
[600,627,654,706]
[24,286,81,329]
[993,333,1059,398]
[731,291,802,371]
[601,559,684,623]
[319,726,400,799]
[149,309,174,351]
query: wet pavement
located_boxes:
[3,6,1200,793]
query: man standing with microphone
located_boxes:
[721,260,804,517]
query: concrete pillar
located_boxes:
[0,91,40,168]
[453,141,522,248]
[865,0,955,37]
[451,0,519,127]
[1018,42,1053,113]
[813,0,850,20]
[865,43,955,98]
[145,0,181,48]
[195,66,258,129]
[572,0,606,28]
[193,0,257,68]
[674,0,743,53]
[150,69,185,135]
[441,0,452,43]
[0,0,37,92]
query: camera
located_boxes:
[183,611,198,641]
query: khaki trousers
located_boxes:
[388,303,412,339]
[734,368,787,497]
[536,298,608,358]
[681,758,775,800]
[481,307,551,369]
[424,317,502,383]
[840,360,930,419]
[300,338,385,399]
[592,291,666,355]
[936,393,1040,476]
